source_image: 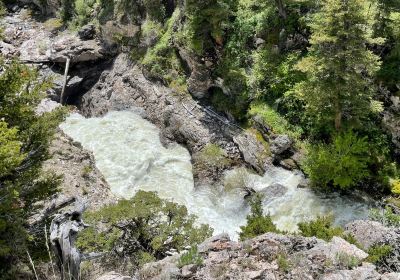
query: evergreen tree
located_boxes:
[294,0,381,133]
[0,59,66,278]
[185,0,236,54]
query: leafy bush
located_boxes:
[76,191,212,266]
[366,245,393,264]
[277,253,291,272]
[303,131,371,189]
[184,0,233,54]
[143,0,165,22]
[177,246,203,268]
[239,194,280,241]
[298,215,343,242]
[142,10,187,88]
[391,179,400,195]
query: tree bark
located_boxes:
[335,100,342,132]
[275,0,287,19]
[50,201,85,280]
[60,58,71,105]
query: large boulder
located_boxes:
[233,131,270,173]
[344,220,400,250]
[270,134,293,155]
[49,33,105,63]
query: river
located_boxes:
[60,110,371,239]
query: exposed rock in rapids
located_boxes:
[233,132,271,173]
[138,232,397,280]
[258,183,288,199]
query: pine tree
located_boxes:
[0,59,66,278]
[294,0,381,133]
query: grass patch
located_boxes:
[336,252,360,269]
[248,102,303,142]
[195,143,231,170]
[277,253,291,272]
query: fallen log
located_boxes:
[50,200,86,280]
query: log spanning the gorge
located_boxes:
[50,200,85,280]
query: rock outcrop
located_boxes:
[138,233,398,280]
[79,53,272,181]
[345,220,400,272]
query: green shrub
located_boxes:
[143,0,165,22]
[369,206,400,227]
[336,252,360,269]
[298,215,343,241]
[142,10,187,87]
[366,245,393,264]
[303,131,371,189]
[239,194,280,241]
[277,253,291,272]
[177,246,203,268]
[184,0,233,55]
[76,191,212,266]
[391,179,400,196]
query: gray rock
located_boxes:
[139,232,389,280]
[321,263,380,280]
[78,24,96,40]
[309,236,368,264]
[270,134,292,155]
[259,183,288,199]
[344,220,400,249]
[381,273,400,280]
[233,132,270,173]
[181,264,197,278]
[177,47,212,99]
[35,98,61,115]
[252,114,270,140]
[49,34,105,63]
[96,272,134,280]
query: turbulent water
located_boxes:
[60,110,371,239]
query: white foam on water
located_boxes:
[60,110,370,239]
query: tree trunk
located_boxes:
[50,201,85,280]
[335,100,342,132]
[60,58,71,105]
[275,0,287,19]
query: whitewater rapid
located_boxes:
[60,110,371,239]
